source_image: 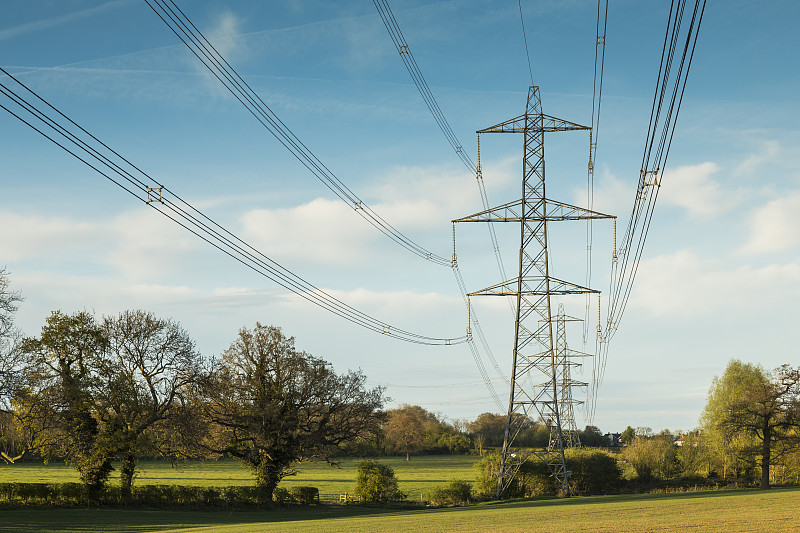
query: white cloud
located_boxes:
[657,162,737,218]
[239,159,517,266]
[577,168,631,216]
[0,211,100,262]
[735,140,780,176]
[740,190,800,255]
[207,11,244,63]
[0,208,197,279]
[628,250,800,318]
[240,197,378,266]
[105,209,198,279]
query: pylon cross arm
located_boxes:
[478,113,590,134]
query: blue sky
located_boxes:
[2,0,799,433]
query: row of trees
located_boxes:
[0,271,386,502]
[3,269,797,499]
[618,361,800,490]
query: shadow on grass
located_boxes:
[2,486,798,533]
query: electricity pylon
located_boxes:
[550,304,590,450]
[454,86,614,497]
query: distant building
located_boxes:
[604,432,621,446]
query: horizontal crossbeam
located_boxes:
[453,198,614,223]
[478,113,590,134]
[468,276,598,297]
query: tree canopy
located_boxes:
[197,323,385,501]
[702,360,800,489]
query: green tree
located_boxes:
[579,425,608,447]
[353,460,405,502]
[199,324,385,501]
[98,310,201,501]
[622,432,678,482]
[18,311,114,497]
[702,360,800,489]
[620,426,636,445]
[676,431,710,477]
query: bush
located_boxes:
[564,448,622,495]
[474,452,555,499]
[272,487,294,506]
[353,460,405,503]
[289,486,319,505]
[428,479,473,505]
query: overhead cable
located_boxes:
[373,0,510,404]
[0,66,466,346]
[588,0,706,417]
[372,0,476,173]
[143,0,451,266]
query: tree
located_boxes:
[467,413,507,452]
[622,432,679,482]
[703,360,800,489]
[620,426,636,445]
[98,310,201,500]
[0,268,25,464]
[676,431,710,477]
[0,267,24,411]
[384,404,446,459]
[18,311,114,496]
[199,323,385,501]
[579,425,608,447]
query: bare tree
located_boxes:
[99,310,201,500]
[0,267,23,410]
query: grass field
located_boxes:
[0,455,482,501]
[0,487,797,532]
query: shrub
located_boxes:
[289,486,319,505]
[428,479,472,506]
[564,448,622,495]
[353,460,405,503]
[474,452,555,499]
[272,487,294,506]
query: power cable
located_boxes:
[143,0,451,266]
[588,0,706,420]
[0,66,466,346]
[373,0,510,405]
[518,0,534,85]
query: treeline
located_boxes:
[2,269,798,503]
[1,268,621,504]
[617,360,800,490]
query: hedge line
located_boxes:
[0,483,319,508]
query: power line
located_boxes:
[0,66,466,346]
[143,0,451,266]
[372,0,475,173]
[595,0,706,375]
[518,0,534,85]
[373,0,510,407]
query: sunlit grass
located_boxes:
[0,486,797,533]
[0,455,482,500]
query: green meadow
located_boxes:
[0,455,481,502]
[0,487,797,532]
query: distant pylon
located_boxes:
[454,86,614,498]
[550,304,590,450]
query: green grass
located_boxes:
[0,487,797,532]
[0,455,481,501]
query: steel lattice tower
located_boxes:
[549,304,590,450]
[454,86,613,497]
